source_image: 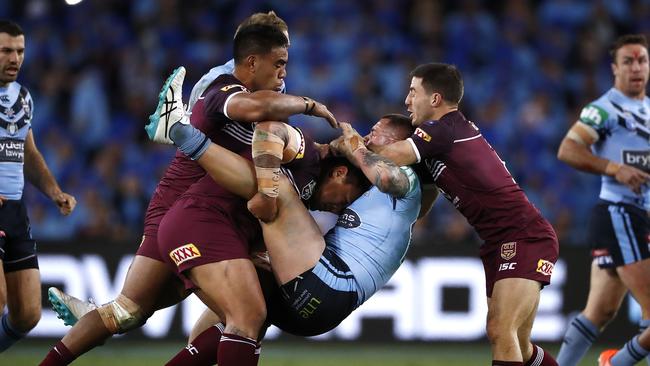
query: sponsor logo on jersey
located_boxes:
[500,242,516,260]
[498,262,517,271]
[220,84,248,93]
[300,179,316,200]
[623,150,650,173]
[0,95,9,104]
[579,105,608,126]
[0,138,24,162]
[169,243,201,266]
[414,128,432,142]
[337,208,361,229]
[536,259,554,276]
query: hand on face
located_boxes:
[331,122,365,158]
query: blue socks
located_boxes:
[557,313,600,366]
[0,313,26,352]
[169,123,211,161]
[611,335,650,366]
[641,319,650,365]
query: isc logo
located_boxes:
[498,262,516,271]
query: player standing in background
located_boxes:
[373,62,559,366]
[0,20,77,352]
[556,34,650,366]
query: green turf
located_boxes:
[0,341,606,365]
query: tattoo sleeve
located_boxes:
[357,148,410,198]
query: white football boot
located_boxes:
[48,287,98,326]
[146,66,189,144]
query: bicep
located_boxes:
[223,92,264,123]
[557,122,597,162]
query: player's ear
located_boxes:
[246,54,257,72]
[430,92,442,108]
[332,165,349,179]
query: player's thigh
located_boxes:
[583,260,626,324]
[617,257,650,317]
[120,255,182,314]
[5,268,41,327]
[489,278,541,331]
[261,178,325,285]
[188,259,266,325]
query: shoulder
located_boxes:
[578,93,614,129]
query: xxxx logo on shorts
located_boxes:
[500,242,516,260]
[170,243,201,266]
[536,259,554,276]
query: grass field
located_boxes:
[0,340,608,365]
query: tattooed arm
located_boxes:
[332,122,410,198]
[351,147,410,198]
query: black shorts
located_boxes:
[265,248,358,337]
[0,200,38,272]
[588,200,650,268]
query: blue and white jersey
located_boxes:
[0,81,33,200]
[322,166,421,306]
[578,88,650,209]
[187,59,286,112]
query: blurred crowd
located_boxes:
[3,0,650,247]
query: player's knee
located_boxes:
[485,316,514,344]
[10,305,41,332]
[97,294,145,334]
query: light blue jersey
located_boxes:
[187,59,286,112]
[318,166,421,306]
[578,88,650,209]
[0,82,33,200]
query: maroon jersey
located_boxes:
[410,111,543,244]
[180,76,320,209]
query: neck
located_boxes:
[614,85,646,101]
[232,67,255,91]
[430,105,458,121]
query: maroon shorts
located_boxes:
[479,217,559,297]
[157,195,262,289]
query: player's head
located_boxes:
[0,20,25,87]
[610,34,649,99]
[365,113,414,151]
[311,157,371,214]
[233,24,289,92]
[235,11,290,46]
[405,63,463,126]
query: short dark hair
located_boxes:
[0,20,23,37]
[319,156,371,192]
[610,34,648,62]
[410,63,464,105]
[380,114,414,140]
[235,11,288,38]
[233,24,288,64]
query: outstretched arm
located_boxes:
[224,91,338,128]
[332,123,410,198]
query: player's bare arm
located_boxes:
[373,139,419,166]
[23,130,76,215]
[226,91,337,127]
[333,123,409,198]
[248,121,301,222]
[558,122,650,194]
